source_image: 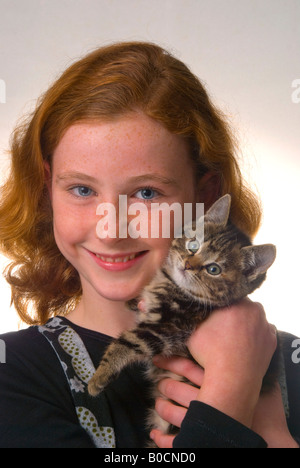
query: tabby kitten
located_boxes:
[88,195,277,436]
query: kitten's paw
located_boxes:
[88,376,105,396]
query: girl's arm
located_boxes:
[150,299,297,448]
[189,298,276,428]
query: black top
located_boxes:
[0,318,299,448]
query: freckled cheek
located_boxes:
[52,205,96,248]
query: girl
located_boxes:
[0,42,299,448]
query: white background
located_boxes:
[0,0,299,335]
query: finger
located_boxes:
[155,396,187,428]
[158,378,199,408]
[150,429,175,449]
[153,355,204,387]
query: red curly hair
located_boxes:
[0,42,261,325]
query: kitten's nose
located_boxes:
[184,260,194,271]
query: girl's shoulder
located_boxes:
[0,316,112,386]
[0,325,54,365]
[1,323,45,343]
[279,331,300,439]
[0,322,98,447]
[0,324,67,393]
[279,331,300,360]
[279,330,300,381]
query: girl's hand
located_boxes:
[151,361,298,449]
[150,355,204,448]
[188,298,277,428]
[150,299,278,447]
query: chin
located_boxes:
[96,283,144,303]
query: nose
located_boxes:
[184,260,194,271]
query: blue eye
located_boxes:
[72,186,93,197]
[135,188,158,200]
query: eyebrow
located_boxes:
[56,172,180,187]
[55,172,99,184]
[127,173,180,187]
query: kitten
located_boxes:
[88,194,277,438]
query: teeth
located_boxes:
[95,253,138,263]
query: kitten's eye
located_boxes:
[186,239,200,254]
[205,263,222,276]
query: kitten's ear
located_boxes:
[241,244,276,278]
[205,194,231,225]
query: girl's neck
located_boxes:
[66,293,136,338]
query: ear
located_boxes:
[205,194,231,225]
[241,244,276,278]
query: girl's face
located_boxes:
[49,113,199,303]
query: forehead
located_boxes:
[51,113,194,179]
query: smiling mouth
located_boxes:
[94,251,146,263]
